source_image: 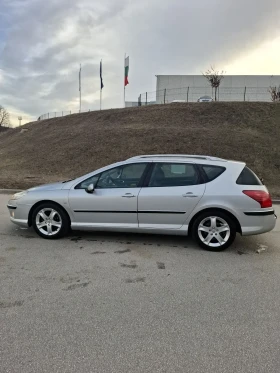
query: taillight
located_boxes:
[243,190,272,208]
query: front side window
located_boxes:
[97,163,147,188]
[76,175,100,189]
[76,163,148,189]
[148,163,199,187]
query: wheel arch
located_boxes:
[28,200,71,227]
[188,207,242,235]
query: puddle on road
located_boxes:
[125,277,145,284]
[119,262,138,269]
[157,262,166,269]
[114,248,131,254]
[0,300,24,308]
[63,282,90,291]
[5,247,17,251]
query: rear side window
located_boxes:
[201,165,226,182]
[148,163,199,187]
[236,166,262,185]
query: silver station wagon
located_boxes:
[7,155,276,251]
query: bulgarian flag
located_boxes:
[124,56,129,86]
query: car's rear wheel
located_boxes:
[192,210,236,251]
[32,203,70,239]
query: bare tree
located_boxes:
[268,86,280,102]
[0,106,10,128]
[203,66,225,101]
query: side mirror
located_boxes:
[86,183,95,194]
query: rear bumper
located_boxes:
[241,210,277,236]
[244,210,275,216]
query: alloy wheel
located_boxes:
[35,208,62,236]
[198,216,230,248]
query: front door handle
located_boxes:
[182,192,198,198]
[122,193,136,198]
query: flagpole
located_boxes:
[124,53,126,108]
[100,59,102,111]
[79,64,82,113]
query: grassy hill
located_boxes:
[0,126,12,133]
[0,102,279,197]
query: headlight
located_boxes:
[10,191,28,200]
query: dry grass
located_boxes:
[0,102,279,196]
[0,127,12,133]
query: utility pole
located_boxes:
[79,64,82,113]
[124,53,126,108]
[100,59,104,110]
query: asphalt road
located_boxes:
[0,194,280,373]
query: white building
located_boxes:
[155,75,280,103]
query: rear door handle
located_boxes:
[122,193,136,198]
[182,192,198,198]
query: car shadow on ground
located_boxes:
[6,225,269,256]
[67,229,263,256]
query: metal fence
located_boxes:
[38,110,93,121]
[138,86,277,105]
[38,86,278,121]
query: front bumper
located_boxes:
[10,216,29,228]
[7,203,29,228]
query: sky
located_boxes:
[0,0,280,126]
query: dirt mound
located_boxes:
[0,102,279,196]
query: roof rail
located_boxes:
[127,154,227,162]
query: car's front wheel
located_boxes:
[192,210,236,251]
[32,203,70,239]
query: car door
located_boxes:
[138,162,206,229]
[69,163,148,229]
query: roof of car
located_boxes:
[127,154,227,162]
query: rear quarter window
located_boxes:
[236,166,262,185]
[201,165,226,182]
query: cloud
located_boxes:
[0,0,280,125]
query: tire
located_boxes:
[32,203,70,239]
[192,210,236,252]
